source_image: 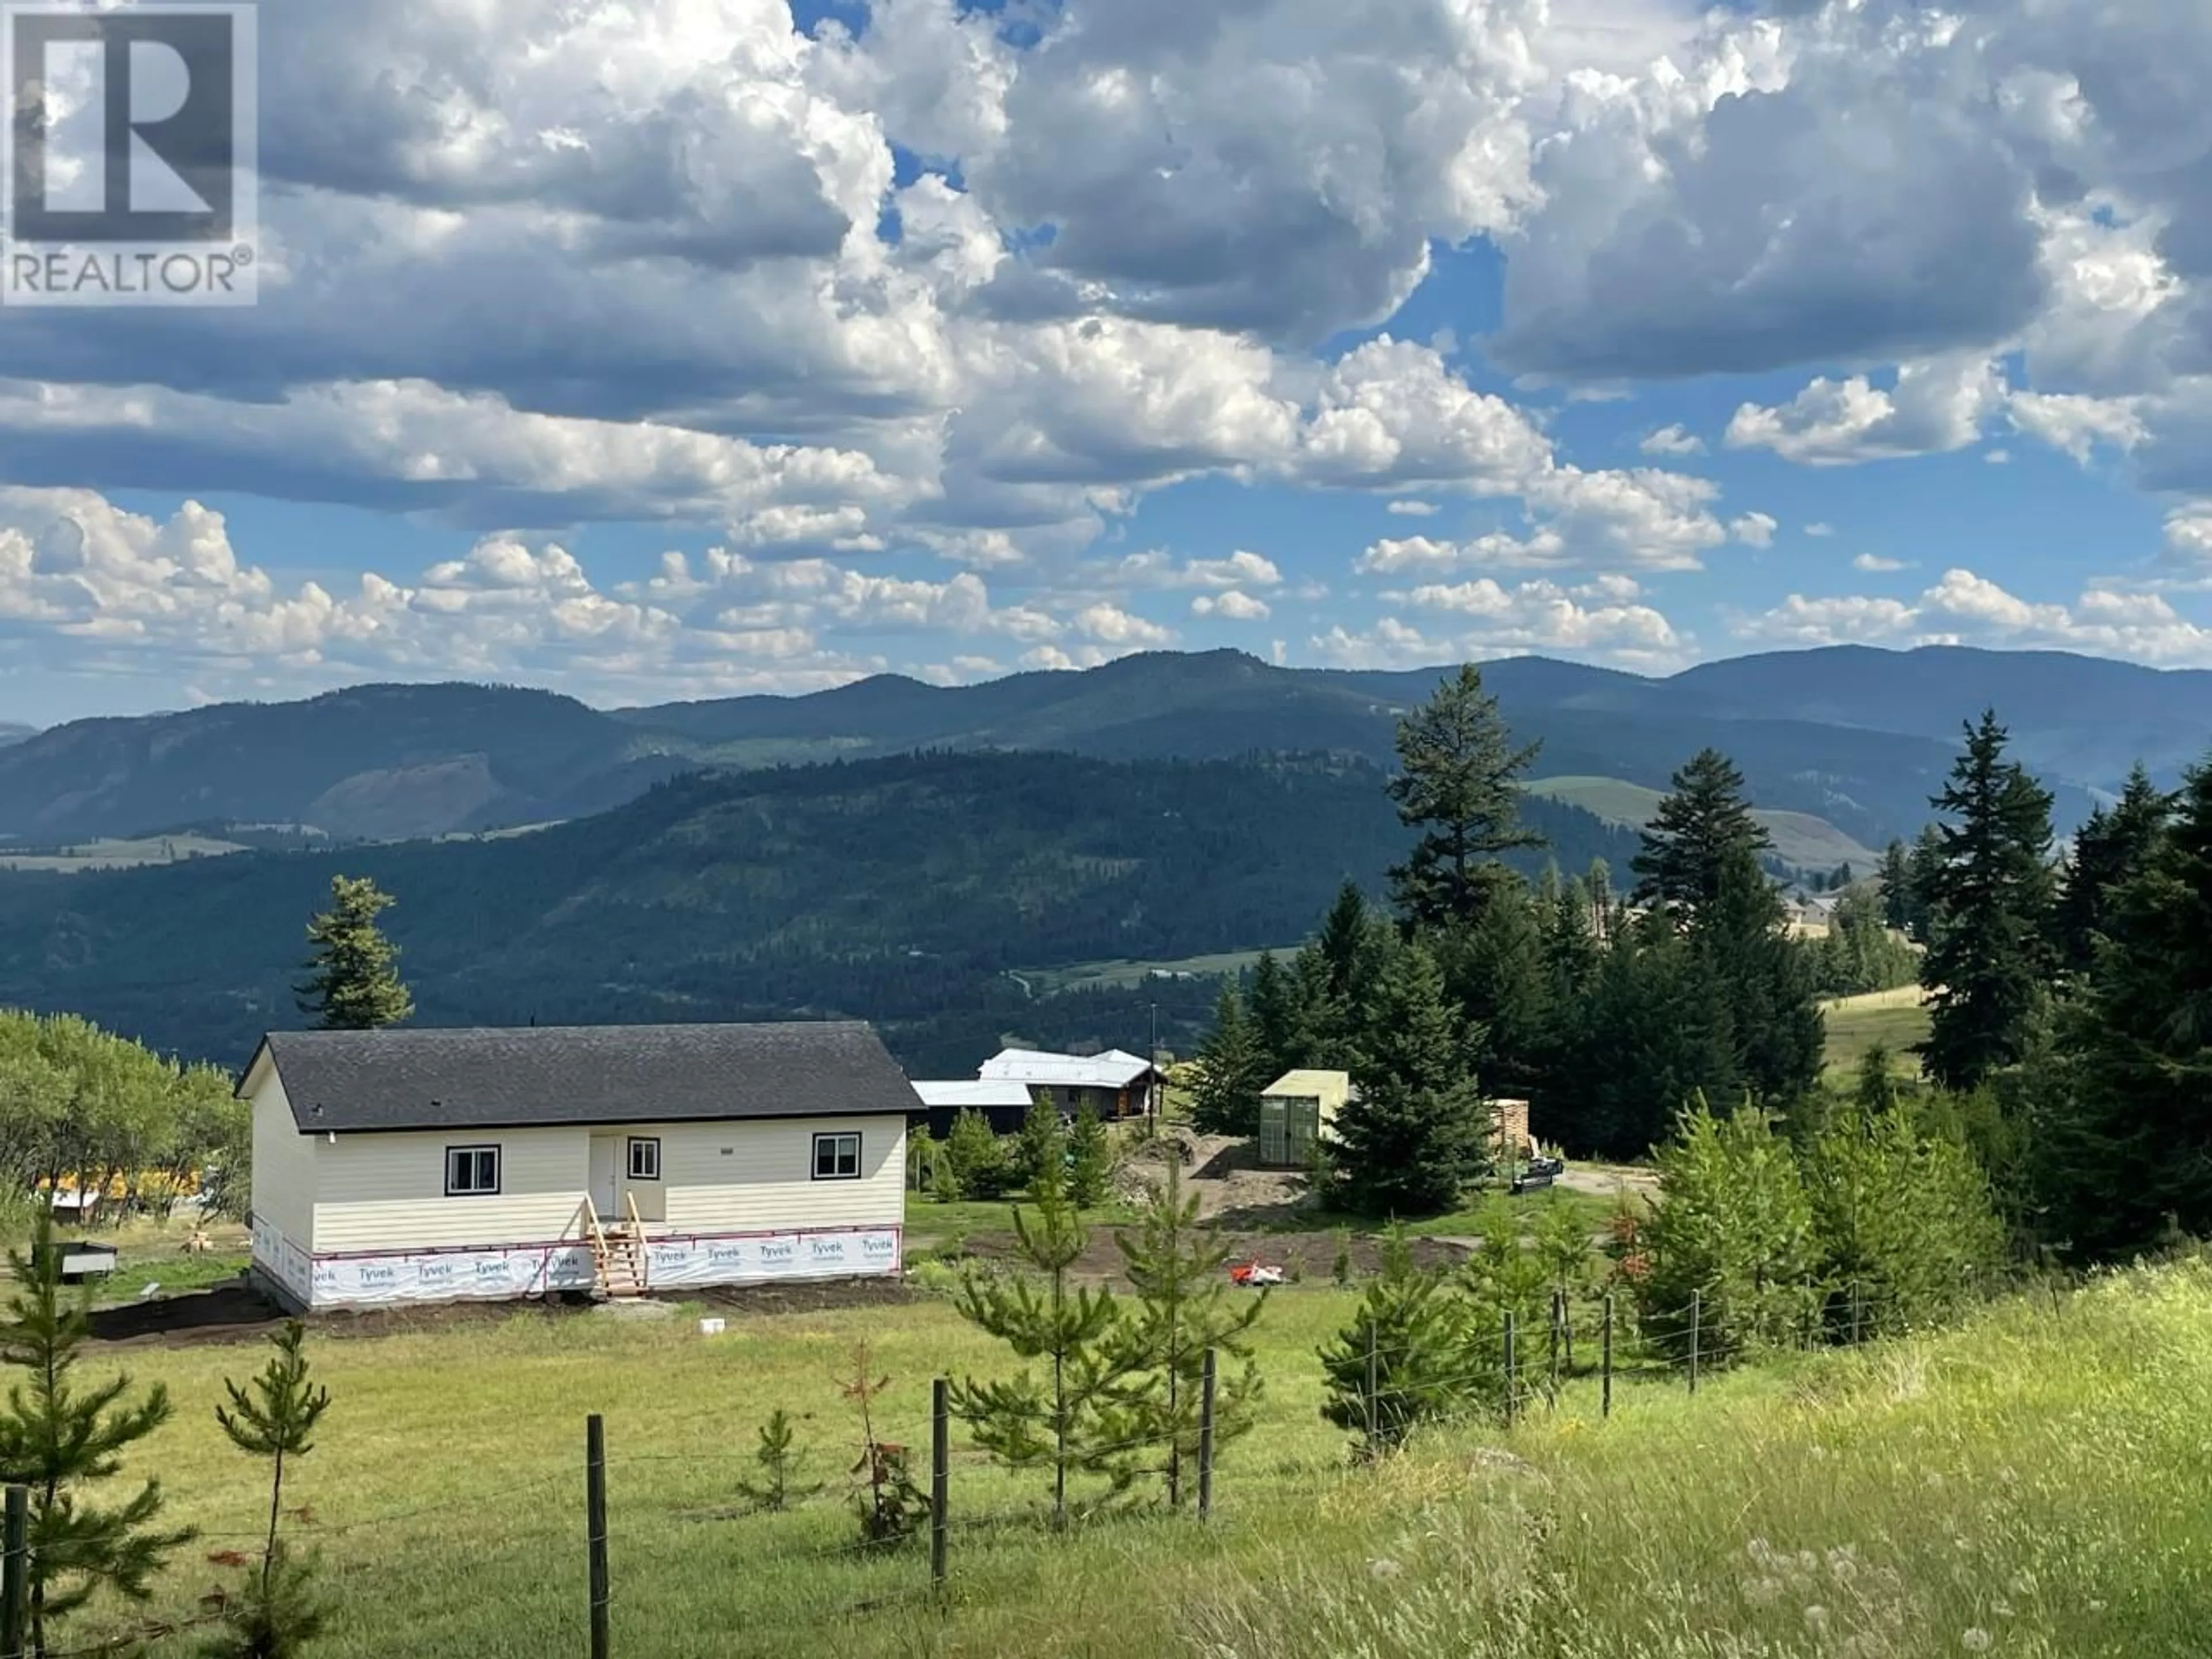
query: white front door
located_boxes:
[588,1135,621,1219]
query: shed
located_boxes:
[237,1021,914,1311]
[1258,1069,1351,1169]
[908,1078,1036,1139]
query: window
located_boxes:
[812,1132,861,1181]
[445,1145,500,1196]
[627,1137,661,1181]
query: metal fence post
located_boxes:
[1548,1289,1562,1396]
[2,1484,26,1659]
[1502,1310,1518,1426]
[1600,1294,1613,1420]
[1197,1349,1217,1522]
[930,1377,949,1585]
[586,1415,611,1659]
[1688,1290,1701,1396]
[1363,1321,1380,1457]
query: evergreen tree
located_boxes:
[203,1320,334,1659]
[295,875,412,1031]
[1314,882,1385,1012]
[1637,1094,1820,1363]
[0,1210,190,1657]
[1317,1228,1482,1455]
[1335,939,1489,1215]
[1631,749,1773,916]
[1189,984,1267,1137]
[1017,1097,1066,1192]
[942,1107,1010,1201]
[948,1169,1132,1527]
[733,1408,821,1513]
[1434,874,1551,1100]
[1385,665,1544,929]
[1879,839,1914,931]
[2053,764,2172,975]
[1558,914,1738,1158]
[1067,1100,1112,1208]
[1102,1161,1267,1505]
[1804,1104,2006,1336]
[1903,823,1946,942]
[2049,760,2212,1257]
[1919,711,2058,1092]
[1245,950,1311,1079]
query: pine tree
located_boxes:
[1804,1104,2005,1336]
[1434,875,1551,1100]
[1334,938,1489,1215]
[1245,950,1311,1079]
[1017,1098,1066,1193]
[295,876,412,1031]
[733,1408,821,1513]
[1919,711,2058,1092]
[1386,664,1545,930]
[203,1320,333,1659]
[2049,760,2212,1257]
[1879,839,1914,931]
[1314,882,1385,1011]
[0,1210,190,1657]
[2053,764,2172,975]
[1637,1094,1820,1363]
[1102,1161,1266,1506]
[942,1107,1010,1200]
[1066,1100,1112,1207]
[1189,984,1267,1137]
[1317,1228,1482,1455]
[947,1168,1132,1527]
[1555,913,1739,1158]
[1631,749,1774,916]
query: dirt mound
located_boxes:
[1119,1131,1318,1227]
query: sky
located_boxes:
[5,0,2212,724]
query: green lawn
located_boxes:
[1823,985,1933,1080]
[45,1257,2212,1658]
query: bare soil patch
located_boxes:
[87,1274,915,1349]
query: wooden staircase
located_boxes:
[583,1195,649,1298]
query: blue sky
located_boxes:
[2,0,2208,724]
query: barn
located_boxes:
[237,1021,912,1310]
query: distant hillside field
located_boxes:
[1822,984,1933,1078]
[1525,775,1884,873]
[0,832,248,873]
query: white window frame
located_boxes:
[812,1132,861,1181]
[626,1137,661,1181]
[445,1145,501,1197]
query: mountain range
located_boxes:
[4,643,2179,853]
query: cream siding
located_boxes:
[313,1126,589,1253]
[654,1116,904,1234]
[247,1061,318,1250]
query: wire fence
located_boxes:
[0,1264,2065,1658]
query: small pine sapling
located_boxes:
[1331,1226,1355,1288]
[1101,1161,1267,1506]
[0,1209,191,1658]
[202,1319,332,1659]
[1018,1099,1067,1194]
[1317,1227,1478,1458]
[734,1409,823,1513]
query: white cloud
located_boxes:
[1191,590,1272,622]
[1737,567,2212,665]
[1729,512,1778,549]
[1725,357,2007,466]
[1852,553,1910,574]
[1805,523,1836,538]
[1387,499,1441,517]
[1313,577,1688,671]
[2006,391,2147,463]
[1639,423,1706,457]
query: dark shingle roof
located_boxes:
[245,1022,916,1134]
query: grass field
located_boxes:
[0,833,247,873]
[1524,777,1882,875]
[1823,984,1933,1080]
[43,1252,2212,1658]
[1021,946,1291,995]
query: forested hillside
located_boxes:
[0,749,1638,1074]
